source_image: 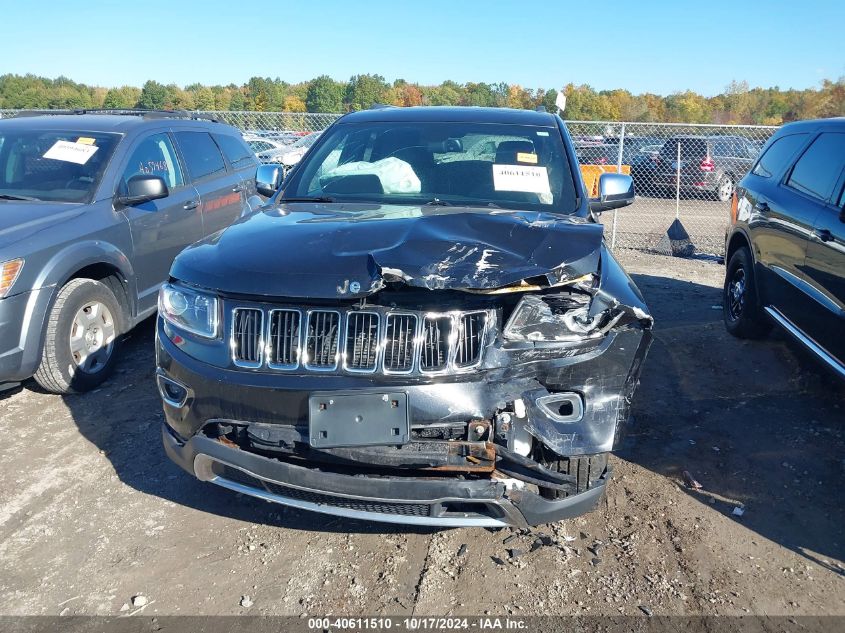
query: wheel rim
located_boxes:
[719,177,734,200]
[69,301,116,374]
[727,267,746,321]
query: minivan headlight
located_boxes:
[0,259,24,298]
[158,283,219,338]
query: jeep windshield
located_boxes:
[0,130,119,203]
[281,121,580,214]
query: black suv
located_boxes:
[653,134,760,201]
[156,106,653,528]
[724,118,845,378]
[0,111,260,393]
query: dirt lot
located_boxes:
[1,251,843,618]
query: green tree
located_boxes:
[137,80,167,109]
[306,75,345,112]
[103,86,141,109]
[345,74,389,111]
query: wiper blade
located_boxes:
[280,196,335,203]
[0,194,41,201]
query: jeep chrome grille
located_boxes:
[345,312,379,372]
[421,316,450,371]
[231,305,488,374]
[384,314,417,373]
[305,311,341,370]
[232,308,263,367]
[268,309,300,368]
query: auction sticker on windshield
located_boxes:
[43,140,99,165]
[492,164,551,194]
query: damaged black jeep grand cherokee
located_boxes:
[156,106,653,528]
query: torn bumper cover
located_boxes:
[159,205,653,527]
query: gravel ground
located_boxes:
[0,251,843,618]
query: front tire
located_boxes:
[723,247,771,339]
[34,278,125,394]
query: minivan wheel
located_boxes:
[34,278,124,394]
[716,175,734,202]
[723,247,771,339]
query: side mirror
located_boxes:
[118,175,169,206]
[589,173,635,213]
[256,164,283,198]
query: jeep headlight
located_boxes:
[503,294,613,342]
[159,283,219,338]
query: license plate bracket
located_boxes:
[308,392,409,448]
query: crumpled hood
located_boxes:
[0,201,87,251]
[171,203,605,299]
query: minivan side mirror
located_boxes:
[589,173,635,212]
[118,175,169,206]
[256,164,283,198]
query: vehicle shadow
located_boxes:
[621,272,845,575]
[54,317,438,537]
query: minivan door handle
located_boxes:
[812,228,833,242]
[232,185,244,193]
[183,200,199,210]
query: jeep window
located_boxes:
[213,133,257,169]
[121,133,184,190]
[0,130,119,203]
[283,122,579,214]
[785,133,845,201]
[174,131,226,181]
[752,133,808,178]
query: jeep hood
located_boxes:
[172,203,607,299]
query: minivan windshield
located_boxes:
[0,129,119,203]
[282,121,579,214]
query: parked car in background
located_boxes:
[275,131,322,169]
[244,135,290,163]
[724,118,845,378]
[0,110,262,393]
[157,105,653,528]
[653,135,760,201]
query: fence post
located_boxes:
[675,140,681,220]
[610,123,625,250]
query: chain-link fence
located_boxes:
[0,109,777,256]
[567,121,777,255]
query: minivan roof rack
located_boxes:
[11,109,219,122]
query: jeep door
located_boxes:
[800,134,845,367]
[117,132,204,315]
[173,131,244,236]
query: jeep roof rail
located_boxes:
[10,108,220,122]
[368,103,396,110]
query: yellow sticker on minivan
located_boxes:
[516,152,538,164]
[76,137,96,145]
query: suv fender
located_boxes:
[19,241,136,376]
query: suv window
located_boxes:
[785,133,845,201]
[174,131,226,180]
[752,133,808,178]
[213,134,257,168]
[0,130,119,203]
[660,137,706,159]
[121,133,183,190]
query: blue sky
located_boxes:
[1,0,842,95]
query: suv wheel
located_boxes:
[716,175,734,202]
[34,278,124,394]
[723,247,771,339]
[539,452,608,500]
